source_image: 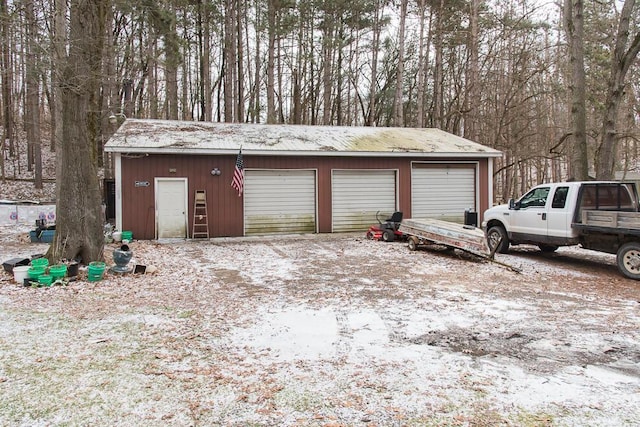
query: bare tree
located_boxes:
[266,0,277,123]
[223,0,237,122]
[392,0,408,127]
[50,0,67,154]
[0,0,13,168]
[48,0,108,264]
[464,0,480,141]
[24,0,42,188]
[432,0,445,128]
[367,0,385,126]
[595,0,640,179]
[415,0,431,129]
[563,0,589,180]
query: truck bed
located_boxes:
[574,210,640,236]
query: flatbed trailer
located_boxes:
[399,218,491,256]
[399,218,520,272]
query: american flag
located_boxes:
[231,149,244,196]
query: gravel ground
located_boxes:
[1,226,639,426]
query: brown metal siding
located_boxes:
[120,154,491,239]
[121,154,244,239]
[478,158,490,222]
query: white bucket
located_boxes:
[13,265,30,284]
[112,231,122,242]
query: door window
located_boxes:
[551,187,569,209]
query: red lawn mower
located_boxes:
[365,211,404,242]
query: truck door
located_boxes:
[511,186,551,237]
[546,186,571,238]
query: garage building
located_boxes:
[104,119,502,239]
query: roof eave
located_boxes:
[104,147,503,158]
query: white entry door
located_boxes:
[155,178,188,238]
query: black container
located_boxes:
[2,257,30,273]
[66,262,79,278]
[464,209,478,227]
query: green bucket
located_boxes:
[38,274,53,286]
[88,261,106,282]
[121,231,133,241]
[30,258,49,269]
[28,266,46,279]
[49,264,67,280]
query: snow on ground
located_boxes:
[1,226,639,426]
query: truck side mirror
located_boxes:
[508,198,518,210]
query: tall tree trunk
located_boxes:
[25,0,42,189]
[165,3,179,120]
[393,0,408,127]
[465,0,480,141]
[51,0,66,153]
[292,12,304,125]
[197,0,211,121]
[563,0,588,180]
[368,0,384,126]
[180,10,189,120]
[122,78,134,118]
[101,1,115,178]
[250,0,261,123]
[321,5,334,125]
[432,0,445,128]
[595,0,640,179]
[223,0,234,122]
[266,0,276,123]
[236,0,244,122]
[48,0,107,264]
[416,0,429,128]
[149,36,159,119]
[0,0,14,165]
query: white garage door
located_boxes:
[332,170,397,232]
[412,164,476,222]
[244,170,316,235]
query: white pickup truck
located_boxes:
[482,181,640,279]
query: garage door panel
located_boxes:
[332,170,397,232]
[244,214,316,234]
[412,166,476,223]
[245,170,316,235]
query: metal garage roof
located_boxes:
[104,119,502,158]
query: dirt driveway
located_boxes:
[1,228,639,426]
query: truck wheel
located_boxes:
[382,230,395,242]
[487,226,509,254]
[617,242,640,280]
[408,236,419,251]
[538,244,558,253]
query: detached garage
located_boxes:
[104,119,502,239]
